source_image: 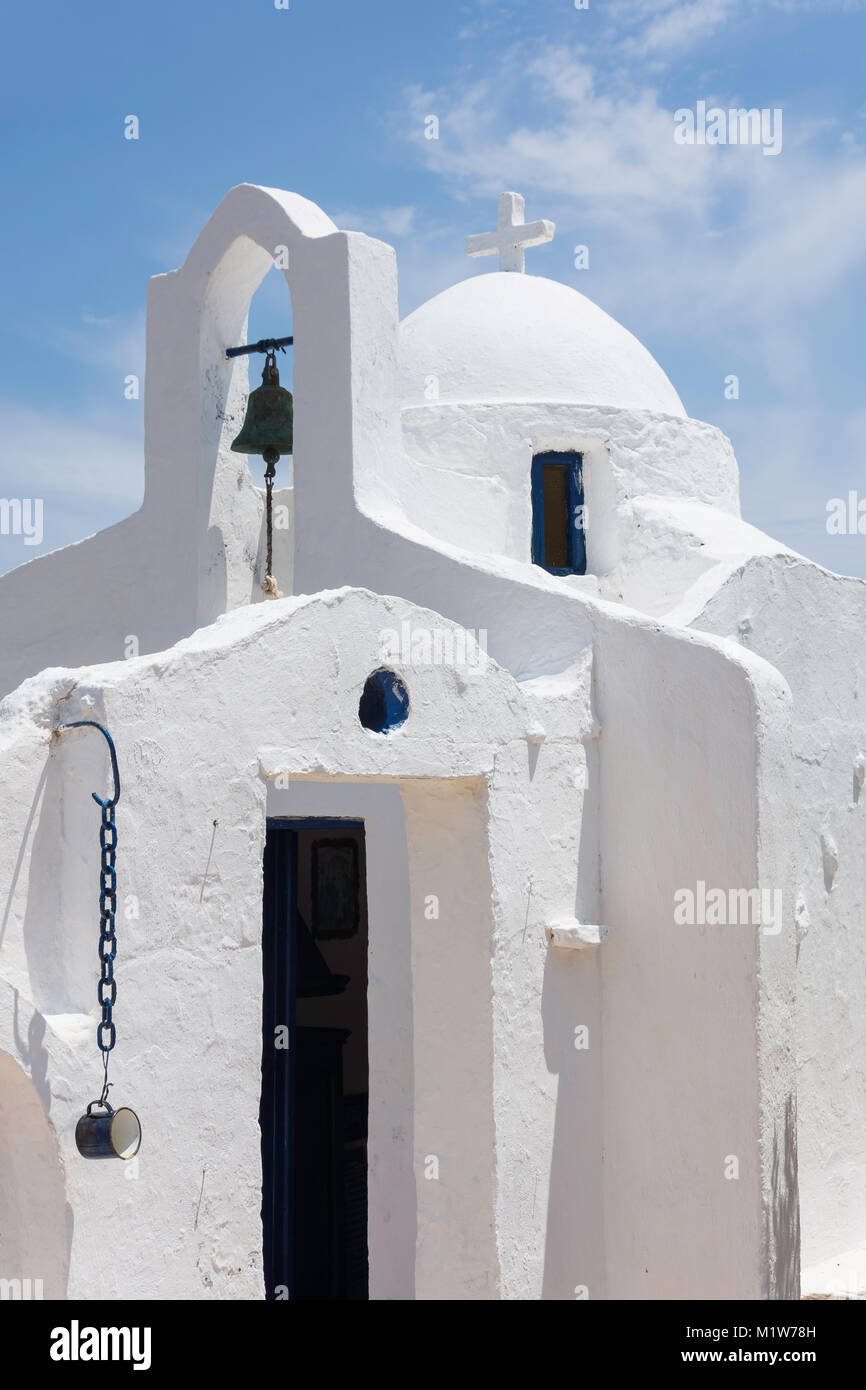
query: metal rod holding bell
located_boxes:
[225,335,293,359]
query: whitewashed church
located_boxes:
[0,184,864,1301]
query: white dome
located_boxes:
[400,272,685,416]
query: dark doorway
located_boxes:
[261,818,369,1300]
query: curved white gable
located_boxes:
[400,271,686,416]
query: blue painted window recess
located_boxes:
[531,451,586,576]
[359,669,410,734]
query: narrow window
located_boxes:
[531,451,586,576]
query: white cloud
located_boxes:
[0,405,144,577]
[331,205,417,238]
[394,24,866,577]
[730,401,866,576]
[55,310,146,376]
[406,54,732,218]
[0,406,143,508]
[402,40,866,389]
[761,0,866,10]
[609,0,866,54]
[614,0,741,61]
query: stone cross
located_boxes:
[466,192,555,273]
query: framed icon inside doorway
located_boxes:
[311,837,361,940]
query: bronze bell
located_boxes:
[231,351,293,470]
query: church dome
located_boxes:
[399,271,685,416]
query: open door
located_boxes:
[260,819,369,1300]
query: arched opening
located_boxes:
[0,1050,69,1299]
[247,264,294,391]
[245,265,295,599]
[198,238,297,622]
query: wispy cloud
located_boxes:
[332,204,417,238]
[611,0,741,62]
[406,51,733,217]
[392,10,866,575]
[0,404,143,577]
[609,0,866,58]
[0,407,143,508]
[55,310,146,376]
[401,37,866,389]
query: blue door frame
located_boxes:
[260,816,365,1301]
[261,822,297,1300]
[531,451,586,576]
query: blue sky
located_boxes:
[1,0,865,576]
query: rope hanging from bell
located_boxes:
[261,449,280,600]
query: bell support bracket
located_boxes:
[225,335,293,358]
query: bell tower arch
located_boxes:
[142,184,400,628]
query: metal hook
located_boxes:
[57,721,121,809]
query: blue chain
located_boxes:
[58,721,121,1103]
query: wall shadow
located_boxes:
[771,1092,801,1299]
[0,1049,70,1299]
[23,737,107,1015]
[541,944,604,1300]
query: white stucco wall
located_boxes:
[0,585,795,1299]
[3,180,851,1300]
[399,272,686,416]
[398,403,740,571]
[691,555,866,1296]
[0,184,396,699]
[0,183,736,705]
[595,613,796,1300]
[0,591,523,1298]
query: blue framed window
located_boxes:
[531,451,586,576]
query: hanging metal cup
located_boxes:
[75,1100,141,1161]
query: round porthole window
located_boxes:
[359,669,409,734]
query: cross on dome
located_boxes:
[466,192,555,273]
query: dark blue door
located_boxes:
[531,451,586,575]
[261,825,297,1299]
[261,818,368,1301]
